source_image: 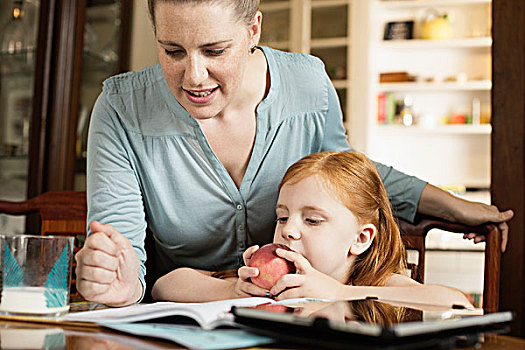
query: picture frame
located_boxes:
[384,20,414,40]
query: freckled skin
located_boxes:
[154,2,252,121]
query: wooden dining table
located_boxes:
[0,318,524,350]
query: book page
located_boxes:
[61,297,274,327]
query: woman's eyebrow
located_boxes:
[157,39,233,47]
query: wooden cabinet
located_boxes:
[0,0,131,234]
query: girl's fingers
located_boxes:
[238,266,259,282]
[274,287,302,301]
[240,281,269,297]
[242,245,259,265]
[270,273,304,296]
[275,248,312,273]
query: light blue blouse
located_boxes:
[87,47,426,294]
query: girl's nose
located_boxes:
[281,224,301,241]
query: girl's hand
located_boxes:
[242,245,260,266]
[269,248,344,301]
[230,265,270,298]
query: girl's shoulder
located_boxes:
[384,273,421,287]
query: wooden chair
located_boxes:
[398,215,501,313]
[0,191,87,301]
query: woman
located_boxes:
[75,0,513,306]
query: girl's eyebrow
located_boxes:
[302,206,328,214]
[157,39,233,47]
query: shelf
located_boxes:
[311,37,349,49]
[332,80,348,89]
[378,80,492,92]
[259,1,290,12]
[380,37,492,49]
[376,124,491,134]
[312,0,350,8]
[379,0,491,9]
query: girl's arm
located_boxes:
[152,246,268,302]
[337,274,473,308]
[271,248,473,308]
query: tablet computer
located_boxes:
[231,299,513,349]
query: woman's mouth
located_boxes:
[184,87,219,104]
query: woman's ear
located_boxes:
[349,224,377,255]
[249,11,263,46]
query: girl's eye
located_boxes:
[306,218,322,225]
[206,48,226,56]
[276,217,288,224]
[164,49,183,56]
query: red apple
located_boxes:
[249,243,296,289]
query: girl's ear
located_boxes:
[249,11,263,46]
[349,224,377,255]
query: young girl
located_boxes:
[152,152,472,308]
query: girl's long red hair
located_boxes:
[280,152,406,286]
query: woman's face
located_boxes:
[273,175,361,282]
[154,2,254,120]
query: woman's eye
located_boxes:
[164,49,183,56]
[276,217,288,224]
[206,48,226,56]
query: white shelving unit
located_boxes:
[349,0,492,188]
[259,0,352,121]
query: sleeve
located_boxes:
[86,90,147,302]
[322,75,427,223]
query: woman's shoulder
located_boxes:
[262,47,330,113]
[265,47,326,78]
[102,64,165,94]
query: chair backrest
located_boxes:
[0,191,87,300]
[398,215,501,314]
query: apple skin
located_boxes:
[249,243,296,290]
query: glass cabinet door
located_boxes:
[75,0,130,190]
[0,0,40,234]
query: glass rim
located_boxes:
[0,234,74,241]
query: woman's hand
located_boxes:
[269,248,344,301]
[418,184,514,252]
[457,200,513,249]
[75,221,141,306]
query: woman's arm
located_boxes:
[418,184,514,251]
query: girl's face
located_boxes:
[154,2,255,120]
[273,175,362,283]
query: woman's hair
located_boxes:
[148,0,260,28]
[279,151,407,286]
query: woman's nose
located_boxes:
[184,56,207,85]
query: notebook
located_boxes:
[231,299,513,349]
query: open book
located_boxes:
[61,297,321,330]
